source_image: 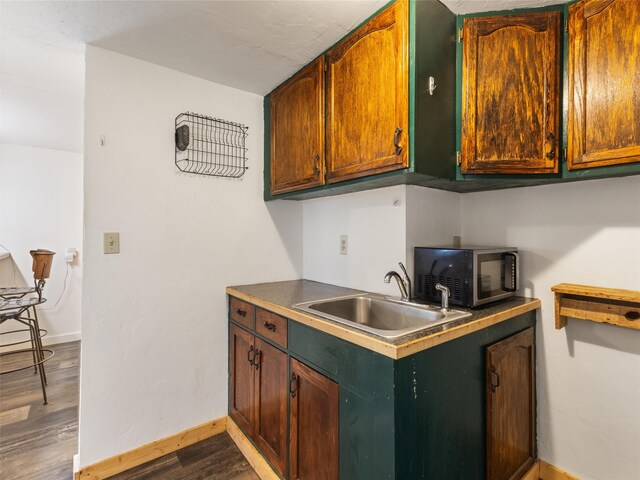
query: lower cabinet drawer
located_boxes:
[256,308,288,348]
[230,297,255,329]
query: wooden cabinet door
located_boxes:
[253,338,287,477]
[326,0,409,184]
[289,358,339,480]
[461,12,561,174]
[567,0,640,170]
[270,57,325,194]
[229,324,255,436]
[486,328,535,480]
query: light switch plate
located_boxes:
[104,232,120,254]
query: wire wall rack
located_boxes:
[175,112,248,178]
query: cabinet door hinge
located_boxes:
[458,28,464,43]
[564,18,568,32]
[563,146,568,162]
[456,151,462,166]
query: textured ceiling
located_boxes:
[1,1,390,95]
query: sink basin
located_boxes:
[293,294,471,339]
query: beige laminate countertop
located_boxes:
[227,280,540,359]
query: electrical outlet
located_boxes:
[104,232,120,254]
[340,235,348,255]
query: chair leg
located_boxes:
[28,321,48,405]
[31,306,47,385]
[26,308,38,374]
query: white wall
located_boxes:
[302,185,462,297]
[0,33,84,153]
[405,185,462,278]
[302,186,407,295]
[0,143,83,345]
[0,31,84,345]
[461,176,640,480]
[80,46,302,467]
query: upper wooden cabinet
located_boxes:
[461,12,561,174]
[325,0,409,183]
[486,328,535,480]
[270,57,325,195]
[567,0,640,170]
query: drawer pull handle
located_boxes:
[247,345,255,365]
[264,321,277,332]
[236,309,246,318]
[289,373,298,398]
[625,311,640,321]
[254,350,261,370]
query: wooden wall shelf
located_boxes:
[551,284,640,330]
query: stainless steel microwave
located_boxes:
[414,246,519,307]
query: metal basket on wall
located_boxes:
[175,112,248,178]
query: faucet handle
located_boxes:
[435,283,450,310]
[398,262,409,279]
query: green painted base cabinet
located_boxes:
[290,313,535,479]
[230,301,536,480]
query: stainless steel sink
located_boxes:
[293,293,471,339]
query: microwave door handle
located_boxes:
[501,252,519,292]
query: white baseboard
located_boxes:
[43,331,81,346]
[0,331,81,352]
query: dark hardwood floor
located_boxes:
[1,341,80,480]
[0,341,258,480]
[111,434,259,480]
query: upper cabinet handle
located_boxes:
[394,127,403,156]
[546,132,556,159]
[313,154,320,176]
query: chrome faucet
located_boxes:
[435,283,450,311]
[384,262,412,302]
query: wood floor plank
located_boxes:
[0,405,30,426]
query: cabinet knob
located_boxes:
[264,321,277,332]
[313,154,320,176]
[236,309,246,317]
[625,311,639,321]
